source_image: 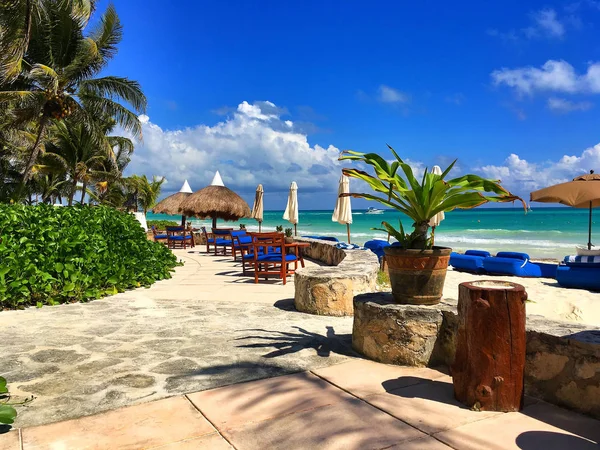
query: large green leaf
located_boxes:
[0,405,17,425]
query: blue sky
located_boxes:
[96,0,600,209]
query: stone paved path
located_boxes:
[0,250,353,428]
[1,359,598,449]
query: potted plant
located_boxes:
[284,227,294,244]
[340,146,523,305]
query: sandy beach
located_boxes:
[443,267,600,327]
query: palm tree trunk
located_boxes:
[21,117,48,184]
[68,178,77,206]
[80,181,87,204]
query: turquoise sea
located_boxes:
[147,207,596,260]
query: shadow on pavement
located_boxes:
[235,326,356,358]
[516,431,597,449]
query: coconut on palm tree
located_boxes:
[340,146,524,305]
[0,1,146,191]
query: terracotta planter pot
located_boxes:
[383,246,452,305]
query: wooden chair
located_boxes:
[166,226,194,249]
[151,226,168,245]
[250,232,298,284]
[201,226,218,253]
[212,228,233,255]
[228,230,251,261]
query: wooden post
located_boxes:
[451,280,527,412]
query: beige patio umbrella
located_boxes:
[251,184,264,232]
[180,171,251,229]
[531,170,600,250]
[283,181,299,236]
[152,180,193,226]
[428,166,445,245]
[332,174,352,243]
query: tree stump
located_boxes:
[451,280,527,412]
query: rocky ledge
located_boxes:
[352,291,600,419]
[294,237,379,316]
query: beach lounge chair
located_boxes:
[166,226,194,249]
[301,235,339,242]
[250,232,298,284]
[449,250,491,273]
[364,239,391,262]
[482,252,543,277]
[556,255,600,290]
[201,226,227,253]
[151,226,168,245]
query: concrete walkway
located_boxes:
[1,250,353,428]
[1,358,598,449]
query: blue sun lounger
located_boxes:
[449,250,491,273]
[482,252,545,277]
[556,255,600,290]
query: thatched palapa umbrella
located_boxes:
[180,171,251,229]
[152,180,193,226]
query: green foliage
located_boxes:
[239,224,246,230]
[340,146,524,249]
[147,220,178,230]
[0,204,179,309]
[0,377,17,425]
[275,225,283,232]
[284,227,293,238]
[376,269,390,287]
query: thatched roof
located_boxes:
[179,185,251,221]
[152,192,190,215]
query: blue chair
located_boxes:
[449,250,491,274]
[250,232,298,284]
[166,226,194,249]
[364,239,391,262]
[230,230,251,261]
[151,226,168,245]
[211,228,234,255]
[482,252,543,277]
[556,255,600,290]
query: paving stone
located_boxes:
[0,430,20,450]
[29,349,89,364]
[111,374,156,389]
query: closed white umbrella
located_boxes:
[251,184,264,232]
[429,165,445,245]
[283,181,299,235]
[332,174,352,243]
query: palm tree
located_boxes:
[137,175,165,214]
[0,2,146,190]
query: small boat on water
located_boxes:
[365,207,384,215]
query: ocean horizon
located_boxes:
[147,206,594,260]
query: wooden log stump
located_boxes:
[451,280,527,412]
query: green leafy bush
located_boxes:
[0,205,180,309]
[147,220,179,230]
[0,377,17,425]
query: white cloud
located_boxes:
[524,9,565,38]
[127,101,342,201]
[491,60,600,95]
[378,85,410,104]
[476,144,600,194]
[547,97,593,113]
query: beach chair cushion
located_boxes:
[482,254,542,277]
[563,255,600,267]
[364,239,391,261]
[234,235,253,247]
[449,251,488,274]
[169,235,193,241]
[495,251,530,261]
[465,250,491,258]
[556,265,600,290]
[154,234,167,239]
[256,254,298,262]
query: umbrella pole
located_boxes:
[259,221,262,232]
[347,224,351,244]
[181,215,186,227]
[212,216,217,230]
[294,224,297,236]
[431,226,436,246]
[589,201,593,250]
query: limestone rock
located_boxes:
[526,353,569,381]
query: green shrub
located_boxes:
[147,220,179,230]
[0,205,180,309]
